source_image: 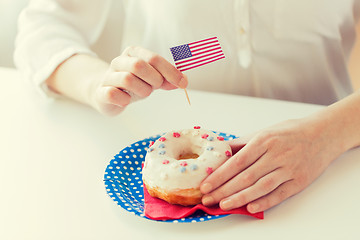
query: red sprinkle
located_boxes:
[173,132,181,138]
[225,150,232,157]
[162,160,170,164]
[180,161,188,166]
[194,126,201,129]
[159,137,166,142]
[201,134,209,139]
[149,141,154,147]
[217,136,224,141]
[206,167,213,174]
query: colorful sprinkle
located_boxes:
[206,167,213,174]
[190,164,198,171]
[159,143,165,148]
[180,167,186,173]
[180,161,188,167]
[159,137,166,142]
[159,150,166,155]
[148,148,154,152]
[217,136,224,141]
[173,132,181,138]
[194,126,201,129]
[201,134,209,139]
[225,150,232,157]
[207,136,214,141]
[162,160,169,164]
[149,141,154,147]
[206,146,214,151]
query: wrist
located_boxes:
[47,54,110,110]
[304,113,346,157]
[85,67,109,111]
[306,93,360,155]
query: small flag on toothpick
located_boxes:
[170,36,225,105]
[170,36,225,72]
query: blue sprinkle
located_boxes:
[180,167,186,173]
[190,164,198,171]
[207,136,214,141]
[206,146,214,151]
[159,150,166,155]
[148,148,154,152]
[159,143,165,148]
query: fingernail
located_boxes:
[220,199,233,210]
[248,203,259,213]
[202,196,215,206]
[178,77,188,89]
[200,183,213,194]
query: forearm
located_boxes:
[46,54,109,108]
[308,90,360,155]
[14,0,112,100]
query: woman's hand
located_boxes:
[200,117,345,213]
[91,46,188,116]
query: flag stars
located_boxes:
[170,44,192,61]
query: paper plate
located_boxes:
[104,131,237,223]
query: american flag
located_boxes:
[170,37,225,72]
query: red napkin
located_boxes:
[143,185,264,220]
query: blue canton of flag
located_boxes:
[170,44,192,61]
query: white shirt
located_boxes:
[14,0,360,105]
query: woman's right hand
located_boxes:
[91,46,188,116]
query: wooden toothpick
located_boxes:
[184,88,191,105]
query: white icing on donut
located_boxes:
[142,128,232,191]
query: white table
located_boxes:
[1,67,359,240]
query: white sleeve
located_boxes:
[14,0,112,98]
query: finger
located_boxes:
[228,134,253,153]
[124,46,188,88]
[160,80,178,90]
[111,55,165,89]
[200,138,268,194]
[160,74,188,90]
[219,169,290,211]
[103,72,153,98]
[247,180,297,213]
[202,153,280,206]
[98,86,131,107]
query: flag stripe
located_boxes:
[179,56,225,72]
[191,47,222,57]
[176,53,225,70]
[188,40,219,49]
[190,43,220,54]
[175,50,222,65]
[187,36,218,46]
[175,50,224,66]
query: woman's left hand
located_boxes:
[200,117,343,213]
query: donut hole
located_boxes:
[178,152,200,160]
[176,145,203,160]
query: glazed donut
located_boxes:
[142,127,232,206]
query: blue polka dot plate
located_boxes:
[104,131,237,223]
